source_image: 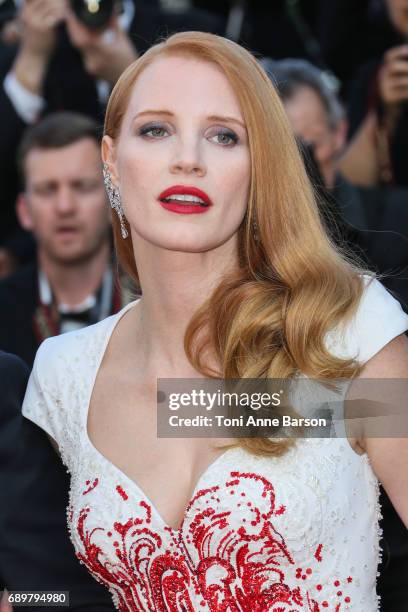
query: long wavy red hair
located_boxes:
[104,31,366,456]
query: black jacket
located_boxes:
[0,261,125,368]
[0,351,115,610]
[0,263,40,367]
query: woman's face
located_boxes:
[104,55,251,254]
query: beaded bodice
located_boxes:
[69,436,380,611]
[22,278,408,611]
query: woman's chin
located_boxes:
[133,230,232,254]
[156,238,224,254]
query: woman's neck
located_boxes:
[129,237,238,377]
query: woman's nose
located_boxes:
[169,138,206,177]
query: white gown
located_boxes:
[22,277,408,611]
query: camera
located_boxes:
[0,0,121,30]
[69,0,118,29]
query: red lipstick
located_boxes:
[158,185,212,214]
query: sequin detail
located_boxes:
[71,471,358,611]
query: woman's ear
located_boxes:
[101,135,119,183]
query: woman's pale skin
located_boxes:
[96,55,408,532]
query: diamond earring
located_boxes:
[103,163,128,239]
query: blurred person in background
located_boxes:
[264,57,408,612]
[338,0,408,189]
[0,0,139,273]
[0,112,131,369]
[262,57,408,314]
[270,59,346,191]
[0,349,115,610]
[260,57,364,213]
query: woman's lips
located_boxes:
[159,201,211,214]
[158,185,212,214]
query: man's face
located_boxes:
[19,138,111,266]
[284,85,345,188]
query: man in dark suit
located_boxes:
[0,111,131,368]
[0,351,115,610]
[0,0,137,262]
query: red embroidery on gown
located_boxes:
[116,485,129,501]
[82,478,99,495]
[73,472,350,611]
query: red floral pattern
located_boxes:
[71,471,352,611]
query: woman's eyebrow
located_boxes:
[132,110,246,129]
[133,109,174,120]
[206,115,246,129]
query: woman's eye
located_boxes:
[139,125,169,138]
[209,131,238,146]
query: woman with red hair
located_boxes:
[23,32,408,610]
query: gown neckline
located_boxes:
[82,298,238,532]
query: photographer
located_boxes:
[263,57,408,306]
[2,0,137,111]
[0,0,138,275]
[338,0,408,188]
[65,1,137,91]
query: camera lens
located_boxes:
[69,0,115,29]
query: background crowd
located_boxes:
[0,1,407,610]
